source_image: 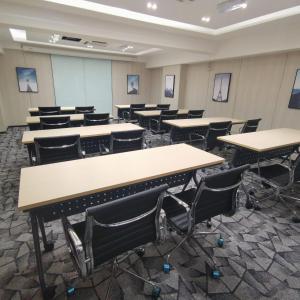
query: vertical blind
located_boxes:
[51,55,112,114]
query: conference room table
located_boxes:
[22,123,143,164]
[18,143,224,299]
[218,128,300,166]
[115,104,157,119]
[163,117,245,143]
[135,109,189,128]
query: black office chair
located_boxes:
[30,111,40,116]
[162,165,249,277]
[38,106,61,116]
[205,121,232,151]
[40,116,71,130]
[61,185,168,299]
[157,104,170,110]
[33,135,85,165]
[248,152,300,221]
[187,110,205,119]
[84,113,110,126]
[240,118,261,133]
[123,104,146,123]
[75,106,95,114]
[110,129,146,153]
[150,110,178,135]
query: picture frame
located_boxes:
[16,67,38,93]
[212,73,231,102]
[288,69,300,109]
[165,75,175,98]
[127,74,139,95]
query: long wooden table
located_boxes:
[22,123,143,163]
[18,144,224,298]
[163,117,244,128]
[218,128,300,152]
[28,106,75,113]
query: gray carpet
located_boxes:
[0,127,300,300]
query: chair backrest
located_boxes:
[110,129,145,153]
[241,118,261,133]
[75,106,95,114]
[84,184,168,268]
[160,110,178,118]
[84,113,110,126]
[206,121,232,151]
[38,106,61,116]
[40,116,71,130]
[157,104,170,110]
[30,111,40,116]
[129,107,144,120]
[190,165,249,229]
[34,134,82,165]
[130,104,145,109]
[188,110,205,119]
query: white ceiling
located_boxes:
[90,0,300,29]
[0,0,300,67]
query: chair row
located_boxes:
[30,106,95,116]
[62,165,249,298]
[32,129,146,165]
[38,113,110,129]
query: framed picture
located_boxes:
[165,75,175,98]
[288,69,300,109]
[212,73,231,102]
[16,67,38,93]
[127,74,139,95]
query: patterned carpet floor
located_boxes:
[0,127,300,300]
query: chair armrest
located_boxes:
[31,156,37,165]
[151,118,159,124]
[166,191,190,213]
[61,217,88,278]
[81,150,86,158]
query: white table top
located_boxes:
[22,123,143,144]
[163,117,245,128]
[218,128,300,152]
[135,109,189,117]
[18,144,224,211]
[115,104,157,109]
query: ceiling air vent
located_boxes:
[62,36,82,42]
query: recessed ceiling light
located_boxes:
[86,43,94,48]
[9,28,27,41]
[201,16,210,23]
[217,0,248,13]
[147,2,157,10]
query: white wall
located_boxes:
[179,51,300,130]
[0,49,153,127]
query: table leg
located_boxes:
[30,213,56,299]
[27,145,34,165]
[38,217,54,252]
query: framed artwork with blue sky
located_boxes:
[289,69,300,109]
[16,67,38,93]
[127,74,139,95]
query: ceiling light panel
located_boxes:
[9,28,27,41]
[217,0,247,13]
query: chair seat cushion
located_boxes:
[250,164,290,187]
[162,188,196,233]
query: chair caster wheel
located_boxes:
[44,242,54,252]
[206,220,212,228]
[163,263,171,274]
[66,287,75,297]
[211,270,221,279]
[245,200,253,209]
[152,286,161,299]
[217,235,224,247]
[136,248,145,257]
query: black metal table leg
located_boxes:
[30,213,56,299]
[38,217,54,252]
